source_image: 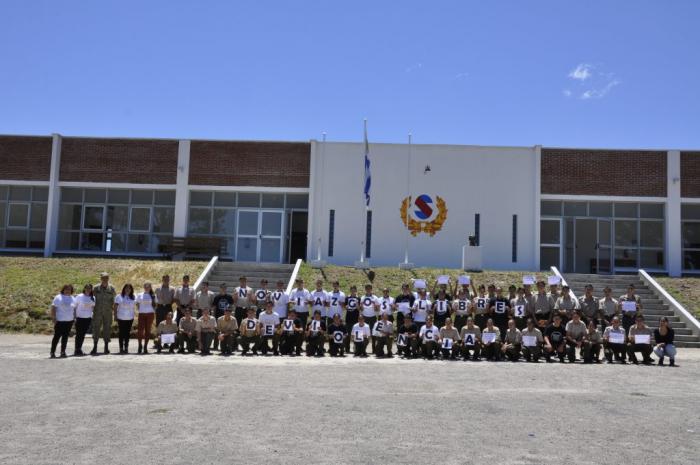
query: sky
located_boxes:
[1,0,699,149]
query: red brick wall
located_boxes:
[60,137,178,184]
[681,151,700,198]
[189,141,310,187]
[0,135,53,181]
[541,148,667,196]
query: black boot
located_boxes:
[137,342,143,354]
[143,342,149,354]
[104,341,110,355]
[90,340,98,356]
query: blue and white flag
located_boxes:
[363,121,371,207]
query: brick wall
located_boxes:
[0,135,53,181]
[541,148,667,196]
[681,151,700,198]
[189,141,310,187]
[59,137,178,184]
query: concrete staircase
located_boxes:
[564,273,700,348]
[206,261,297,290]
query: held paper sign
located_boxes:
[333,331,344,343]
[476,298,487,310]
[522,335,537,347]
[621,301,637,312]
[634,334,651,344]
[160,333,176,344]
[442,338,453,349]
[423,329,435,341]
[514,305,525,317]
[463,333,476,346]
[283,320,294,332]
[264,325,274,336]
[522,275,536,285]
[458,275,471,285]
[547,276,561,285]
[608,333,625,344]
[495,302,506,314]
[437,275,449,285]
[398,302,410,313]
[482,333,497,344]
[246,320,256,330]
[311,320,321,332]
[413,279,427,289]
[354,331,364,342]
[397,334,408,347]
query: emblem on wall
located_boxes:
[400,194,448,236]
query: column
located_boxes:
[172,140,190,238]
[533,145,542,271]
[667,150,682,277]
[43,133,62,257]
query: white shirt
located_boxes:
[74,293,95,319]
[434,299,450,315]
[289,288,311,313]
[136,292,155,314]
[351,323,371,340]
[258,311,280,335]
[115,294,136,320]
[360,294,379,318]
[373,320,393,336]
[254,288,269,305]
[310,290,328,316]
[234,286,253,307]
[327,291,346,318]
[412,299,432,323]
[419,324,439,341]
[378,296,394,316]
[270,290,289,318]
[52,294,75,322]
[453,299,471,316]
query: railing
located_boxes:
[550,266,577,301]
[173,255,219,322]
[639,269,700,337]
[286,258,303,294]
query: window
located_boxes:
[0,186,47,249]
[129,207,151,232]
[328,209,335,257]
[512,214,517,263]
[474,213,480,246]
[682,203,700,271]
[365,210,372,259]
[541,201,562,216]
[7,204,29,228]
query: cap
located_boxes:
[100,272,109,278]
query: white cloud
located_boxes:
[581,79,620,99]
[562,89,572,97]
[568,63,593,81]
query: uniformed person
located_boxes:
[212,283,234,351]
[195,281,215,318]
[472,285,489,330]
[627,314,654,365]
[439,318,460,360]
[481,318,501,361]
[254,279,271,317]
[217,307,238,355]
[583,320,602,363]
[619,284,643,335]
[91,272,116,355]
[599,286,619,332]
[578,284,599,327]
[510,287,529,330]
[452,289,471,331]
[174,275,195,324]
[459,317,482,361]
[543,314,566,363]
[418,315,441,360]
[554,285,579,325]
[154,311,178,354]
[501,319,522,362]
[373,312,394,358]
[603,316,627,364]
[177,308,197,353]
[564,310,587,363]
[155,275,175,325]
[532,281,555,331]
[239,308,260,356]
[257,301,280,355]
[520,318,544,362]
[196,307,217,356]
[490,287,510,340]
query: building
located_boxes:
[1,133,698,276]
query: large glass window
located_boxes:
[57,188,174,254]
[682,204,700,271]
[0,186,47,249]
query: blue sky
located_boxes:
[1,1,698,148]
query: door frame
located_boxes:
[235,208,285,263]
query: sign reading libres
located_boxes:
[400,194,447,236]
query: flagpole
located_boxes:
[317,132,326,262]
[399,133,414,270]
[356,119,369,268]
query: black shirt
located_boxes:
[395,293,416,307]
[654,328,674,345]
[490,297,510,324]
[306,320,327,335]
[545,324,565,344]
[398,323,418,335]
[213,294,234,317]
[328,323,347,343]
[282,318,302,333]
[345,296,359,313]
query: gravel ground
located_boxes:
[0,334,699,465]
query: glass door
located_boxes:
[236,210,260,261]
[236,209,285,262]
[81,205,105,250]
[539,218,562,271]
[597,219,612,274]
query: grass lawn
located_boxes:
[297,263,544,293]
[0,257,207,334]
[655,277,700,318]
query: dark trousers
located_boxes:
[155,304,172,325]
[604,342,627,362]
[240,335,260,353]
[329,342,345,356]
[522,345,541,362]
[461,343,481,360]
[51,321,73,355]
[353,339,368,356]
[116,319,133,352]
[453,315,468,332]
[297,312,309,329]
[219,333,236,354]
[374,336,393,356]
[622,313,636,334]
[178,333,197,352]
[365,316,377,350]
[627,343,653,363]
[503,343,521,361]
[545,342,566,361]
[74,317,91,353]
[306,335,325,356]
[566,341,584,362]
[258,335,279,354]
[482,342,502,360]
[474,314,488,330]
[583,342,601,362]
[234,307,247,327]
[441,344,460,359]
[397,337,419,357]
[434,313,448,329]
[422,340,440,359]
[280,332,303,355]
[344,312,358,352]
[155,334,177,352]
[200,332,215,354]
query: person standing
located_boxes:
[489,287,510,341]
[254,279,271,317]
[578,284,599,327]
[73,284,95,356]
[360,284,379,352]
[452,289,472,331]
[598,286,619,333]
[212,283,234,351]
[155,275,175,325]
[270,280,290,321]
[653,316,676,366]
[91,272,116,355]
[554,286,579,326]
[472,285,489,330]
[378,288,395,323]
[432,288,451,329]
[309,280,328,324]
[288,279,311,328]
[619,284,643,335]
[326,281,346,326]
[509,287,529,331]
[50,284,75,358]
[394,284,415,330]
[135,282,156,354]
[344,286,360,353]
[174,275,195,324]
[195,281,215,318]
[113,284,136,354]
[532,280,555,331]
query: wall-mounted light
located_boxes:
[424,165,431,174]
[672,176,680,184]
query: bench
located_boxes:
[159,237,226,259]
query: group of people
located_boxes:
[49,272,678,366]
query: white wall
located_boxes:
[309,141,539,270]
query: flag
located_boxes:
[363,121,371,207]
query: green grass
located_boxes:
[655,277,700,318]
[0,257,207,334]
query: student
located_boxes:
[578,284,599,327]
[50,284,75,358]
[212,283,234,351]
[254,279,270,317]
[239,308,260,356]
[310,280,328,323]
[489,287,510,340]
[472,285,489,329]
[532,281,555,330]
[396,314,419,359]
[174,275,195,324]
[619,284,643,335]
[627,315,653,365]
[554,286,579,325]
[344,286,360,353]
[177,308,197,354]
[279,309,304,356]
[305,310,326,357]
[654,316,676,366]
[217,307,238,356]
[378,288,395,322]
[135,282,156,354]
[351,314,371,357]
[520,319,543,363]
[92,272,116,355]
[411,288,432,329]
[257,302,281,355]
[196,307,217,356]
[73,284,95,357]
[288,279,312,328]
[432,288,451,329]
[154,311,178,354]
[481,319,501,361]
[564,311,587,363]
[501,319,522,362]
[452,289,472,331]
[394,284,415,329]
[603,316,627,364]
[583,320,602,364]
[327,314,348,357]
[598,286,619,332]
[459,317,482,361]
[270,280,290,320]
[113,284,136,355]
[360,284,379,351]
[439,318,460,360]
[155,275,175,325]
[195,281,215,318]
[507,284,517,302]
[510,287,529,331]
[373,312,394,358]
[233,276,254,327]
[430,278,452,302]
[419,315,441,360]
[327,281,346,325]
[543,314,566,363]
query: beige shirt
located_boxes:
[240,317,258,336]
[599,297,619,317]
[565,320,587,340]
[587,330,602,344]
[628,324,653,343]
[195,290,215,310]
[175,286,195,306]
[155,285,175,306]
[439,327,460,341]
[156,320,178,335]
[521,327,543,343]
[179,317,197,333]
[532,293,555,315]
[196,316,217,333]
[234,286,254,307]
[504,328,521,344]
[460,326,481,343]
[482,327,501,342]
[578,296,598,318]
[217,315,238,335]
[603,326,626,341]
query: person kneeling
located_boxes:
[217,307,238,355]
[439,318,460,360]
[279,310,304,356]
[544,315,566,363]
[373,313,394,358]
[565,311,587,363]
[396,315,419,358]
[583,320,602,363]
[501,319,522,362]
[603,317,627,364]
[351,315,371,357]
[627,315,654,365]
[177,309,197,353]
[155,311,178,353]
[419,316,441,360]
[327,314,347,357]
[239,308,260,356]
[481,319,502,361]
[520,319,543,362]
[306,310,327,357]
[460,317,482,361]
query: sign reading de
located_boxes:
[400,194,447,236]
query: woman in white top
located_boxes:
[136,282,156,354]
[113,284,136,354]
[50,284,75,358]
[73,284,95,356]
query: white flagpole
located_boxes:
[357,119,368,267]
[317,132,327,262]
[399,133,414,270]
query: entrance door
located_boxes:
[81,204,106,250]
[597,219,612,274]
[575,219,597,273]
[287,211,308,263]
[236,209,284,262]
